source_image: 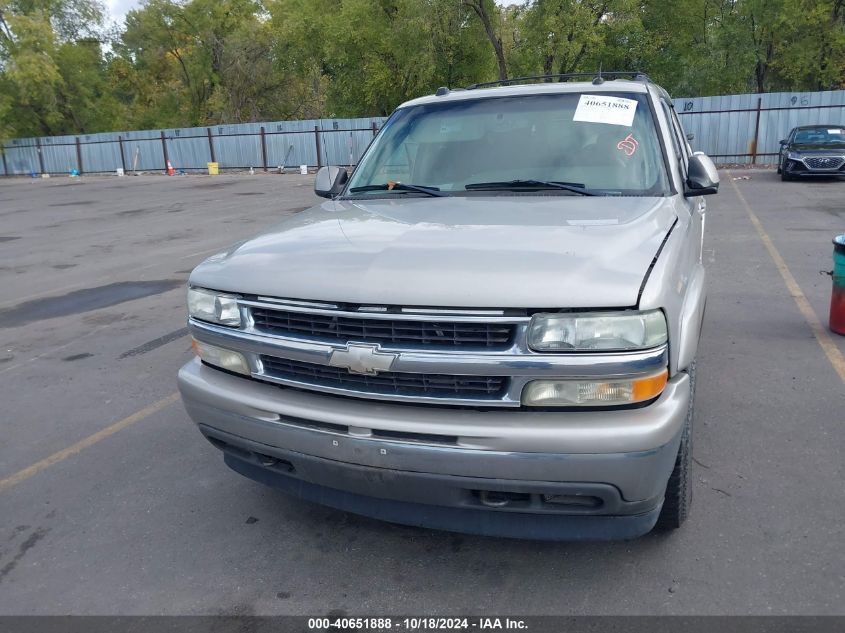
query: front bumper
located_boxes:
[178,358,690,539]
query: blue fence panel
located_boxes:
[265,131,317,168]
[4,141,40,175]
[80,137,124,173]
[1,116,388,175]
[213,132,262,169]
[758,91,845,163]
[122,138,166,172]
[40,135,78,173]
[165,130,213,171]
[7,96,840,174]
[676,89,845,164]
[319,128,378,166]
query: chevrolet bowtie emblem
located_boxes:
[328,343,398,375]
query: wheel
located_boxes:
[781,169,792,181]
[655,361,696,530]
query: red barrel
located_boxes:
[831,235,845,335]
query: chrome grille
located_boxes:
[259,355,507,399]
[251,306,514,349]
[804,156,844,170]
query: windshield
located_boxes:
[346,92,670,197]
[792,127,845,146]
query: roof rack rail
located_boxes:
[465,72,651,90]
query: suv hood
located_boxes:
[190,196,677,308]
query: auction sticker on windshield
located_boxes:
[573,94,638,127]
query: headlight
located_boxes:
[787,152,802,160]
[187,287,241,326]
[527,310,667,352]
[191,338,251,375]
[522,370,668,407]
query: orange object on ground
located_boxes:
[166,160,176,176]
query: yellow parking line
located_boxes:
[0,392,181,494]
[729,175,845,386]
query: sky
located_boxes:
[106,0,140,23]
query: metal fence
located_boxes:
[2,88,845,175]
[676,89,845,164]
[0,117,388,176]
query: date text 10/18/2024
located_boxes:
[307,618,529,630]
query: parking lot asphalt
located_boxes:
[0,171,843,615]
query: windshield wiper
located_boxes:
[465,179,595,196]
[348,182,449,197]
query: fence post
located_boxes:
[160,131,169,171]
[372,122,378,137]
[207,127,215,163]
[260,126,268,172]
[75,137,83,174]
[314,125,322,168]
[1,144,7,176]
[118,136,127,173]
[751,97,762,165]
[36,137,45,174]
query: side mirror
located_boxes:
[779,139,788,145]
[684,153,719,196]
[314,166,348,198]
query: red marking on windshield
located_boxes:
[616,134,639,156]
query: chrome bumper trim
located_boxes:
[189,319,669,407]
[179,356,689,457]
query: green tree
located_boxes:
[3,0,845,139]
[272,0,494,116]
[519,0,612,77]
[462,0,508,79]
[119,0,258,125]
[774,0,845,90]
[0,0,119,137]
[430,0,495,88]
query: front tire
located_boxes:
[655,361,696,530]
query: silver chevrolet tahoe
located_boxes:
[178,73,720,540]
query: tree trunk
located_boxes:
[464,0,507,80]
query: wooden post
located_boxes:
[160,130,169,171]
[75,137,83,174]
[118,136,127,173]
[314,125,322,168]
[1,144,7,176]
[207,127,215,162]
[751,97,762,165]
[36,137,45,174]
[372,121,378,137]
[260,126,268,172]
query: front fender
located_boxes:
[638,203,704,375]
[677,263,706,372]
